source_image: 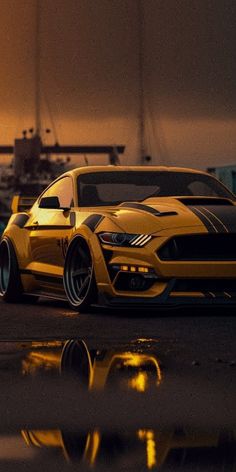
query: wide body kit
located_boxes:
[1,166,236,309]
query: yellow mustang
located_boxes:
[1,165,236,311]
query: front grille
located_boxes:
[158,234,236,261]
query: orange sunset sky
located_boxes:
[0,0,236,169]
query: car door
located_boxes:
[25,176,75,279]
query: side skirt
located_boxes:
[27,291,68,301]
[20,270,67,301]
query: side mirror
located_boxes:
[39,196,60,209]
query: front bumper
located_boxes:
[94,230,236,307]
[98,293,236,309]
[98,278,236,309]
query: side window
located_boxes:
[41,177,74,208]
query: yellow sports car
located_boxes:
[1,165,236,311]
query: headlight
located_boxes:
[98,232,152,247]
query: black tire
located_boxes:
[0,237,25,302]
[0,237,38,304]
[61,339,92,385]
[63,238,97,312]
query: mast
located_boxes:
[137,0,145,164]
[35,0,41,137]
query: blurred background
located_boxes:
[0,0,236,169]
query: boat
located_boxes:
[0,136,125,235]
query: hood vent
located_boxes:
[120,202,177,216]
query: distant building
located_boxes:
[207,164,236,194]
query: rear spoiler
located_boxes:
[11,195,37,214]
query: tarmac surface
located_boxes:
[0,298,235,471]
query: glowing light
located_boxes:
[138,267,149,273]
[84,430,101,465]
[120,265,129,271]
[116,353,162,385]
[21,430,63,448]
[129,371,148,392]
[138,430,157,469]
[122,354,143,367]
[113,265,152,273]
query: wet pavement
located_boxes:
[0,300,235,470]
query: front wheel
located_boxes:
[63,238,97,312]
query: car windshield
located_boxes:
[78,171,235,206]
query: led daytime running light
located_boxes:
[99,232,152,247]
[113,265,152,273]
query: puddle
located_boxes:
[0,338,235,471]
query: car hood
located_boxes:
[94,196,236,234]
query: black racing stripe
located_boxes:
[201,205,236,233]
[199,206,228,233]
[70,211,76,226]
[120,202,177,217]
[83,214,104,232]
[27,225,73,230]
[189,206,217,233]
[120,202,161,215]
[12,213,29,228]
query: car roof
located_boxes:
[63,165,209,178]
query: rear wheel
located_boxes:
[0,238,25,302]
[63,238,97,312]
[0,238,38,304]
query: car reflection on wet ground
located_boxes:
[0,337,235,471]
